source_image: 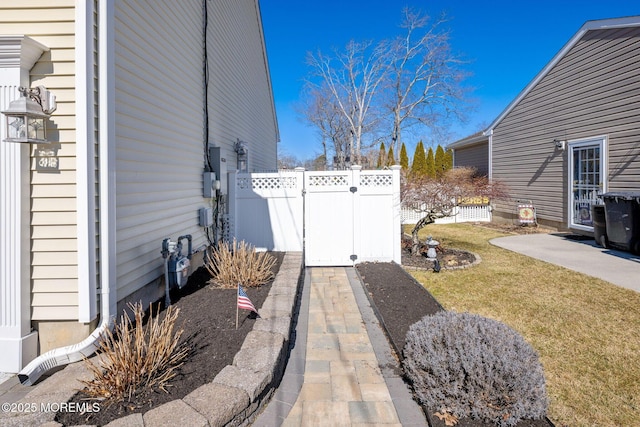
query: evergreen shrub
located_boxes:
[403,311,548,427]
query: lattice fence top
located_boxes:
[360,174,393,187]
[308,174,349,187]
[237,176,298,190]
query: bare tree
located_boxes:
[385,8,469,155]
[301,8,470,166]
[277,154,302,169]
[306,40,388,165]
[402,167,509,254]
[298,84,351,169]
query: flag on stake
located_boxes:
[237,285,257,313]
[236,284,258,329]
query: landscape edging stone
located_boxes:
[213,251,304,427]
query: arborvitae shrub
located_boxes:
[434,144,446,178]
[387,145,396,166]
[399,143,409,171]
[377,142,386,168]
[411,141,428,177]
[425,147,436,178]
[403,311,548,427]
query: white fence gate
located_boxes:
[229,166,401,267]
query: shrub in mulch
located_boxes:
[357,261,552,427]
[403,311,549,427]
[205,238,276,288]
[80,302,188,404]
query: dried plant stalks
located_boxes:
[81,302,188,403]
[205,238,276,288]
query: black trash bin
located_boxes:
[602,192,640,254]
[591,204,607,248]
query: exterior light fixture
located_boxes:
[2,86,56,144]
[235,139,249,172]
[553,139,566,150]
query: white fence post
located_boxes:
[351,165,362,265]
[391,165,402,264]
[228,170,238,243]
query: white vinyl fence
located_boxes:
[228,168,305,252]
[228,166,402,266]
[401,204,492,225]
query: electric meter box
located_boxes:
[209,146,227,195]
[203,172,216,198]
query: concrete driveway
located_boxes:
[490,233,640,293]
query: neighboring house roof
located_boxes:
[447,131,486,150]
[449,15,640,150]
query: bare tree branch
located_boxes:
[402,167,509,254]
[306,40,388,166]
[385,8,471,155]
[300,7,471,168]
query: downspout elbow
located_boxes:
[17,315,115,386]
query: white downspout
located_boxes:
[77,0,97,323]
[18,0,117,386]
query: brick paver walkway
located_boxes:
[281,267,401,426]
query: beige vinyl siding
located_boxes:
[454,142,488,176]
[114,0,206,299]
[0,1,79,321]
[491,27,640,225]
[207,0,278,171]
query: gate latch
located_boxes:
[350,186,357,193]
[350,254,358,261]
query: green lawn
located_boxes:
[406,223,640,427]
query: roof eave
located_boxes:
[486,15,640,132]
[447,133,488,150]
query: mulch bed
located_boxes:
[401,235,478,271]
[357,260,553,427]
[356,262,444,357]
[56,252,284,427]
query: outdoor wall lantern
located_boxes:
[2,86,56,144]
[235,139,249,172]
[553,139,566,150]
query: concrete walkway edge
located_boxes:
[490,233,640,293]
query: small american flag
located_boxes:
[237,285,258,314]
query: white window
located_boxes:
[568,137,607,231]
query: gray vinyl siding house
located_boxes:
[448,132,489,177]
[450,16,640,232]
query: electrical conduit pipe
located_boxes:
[18,0,116,385]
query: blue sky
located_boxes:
[259,1,639,161]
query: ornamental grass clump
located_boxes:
[205,238,276,288]
[81,302,188,404]
[403,311,548,427]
